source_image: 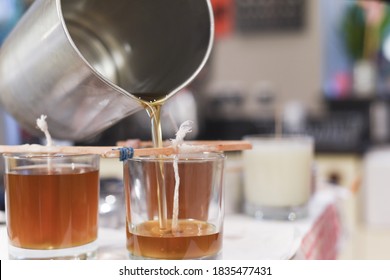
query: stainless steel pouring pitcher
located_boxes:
[0,0,214,141]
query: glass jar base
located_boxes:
[127,251,222,260]
[244,202,308,221]
[8,240,98,260]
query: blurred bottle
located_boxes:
[0,0,26,211]
[283,101,307,135]
[0,0,27,146]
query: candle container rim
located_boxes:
[2,153,99,159]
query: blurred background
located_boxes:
[2,0,390,259]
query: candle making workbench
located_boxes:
[0,187,344,260]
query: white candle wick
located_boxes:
[170,120,193,233]
[36,115,53,147]
[170,120,193,149]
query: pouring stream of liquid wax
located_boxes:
[144,101,169,230]
[136,92,194,234]
[135,93,174,232]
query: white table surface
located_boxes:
[0,188,342,260]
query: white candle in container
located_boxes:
[242,135,314,220]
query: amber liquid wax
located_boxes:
[5,166,99,249]
[127,219,222,259]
